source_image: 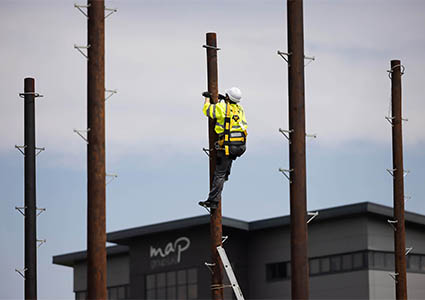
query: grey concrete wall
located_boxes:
[247,216,369,299]
[369,271,425,299]
[74,254,129,292]
[311,271,369,299]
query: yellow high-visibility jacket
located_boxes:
[203,100,248,135]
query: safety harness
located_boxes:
[221,102,247,156]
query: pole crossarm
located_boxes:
[37,239,47,248]
[204,262,216,275]
[73,128,90,143]
[15,206,26,216]
[203,44,221,51]
[19,92,43,99]
[106,173,118,185]
[307,211,319,224]
[15,268,28,279]
[104,7,118,19]
[105,89,118,101]
[74,44,90,60]
[279,128,293,143]
[405,247,413,256]
[387,219,398,231]
[278,168,293,183]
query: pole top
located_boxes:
[391,59,401,66]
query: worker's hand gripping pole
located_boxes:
[204,32,224,300]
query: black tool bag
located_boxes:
[228,131,246,158]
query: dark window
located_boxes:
[385,253,394,269]
[266,262,288,281]
[374,252,385,268]
[330,256,341,272]
[342,254,352,270]
[408,255,420,271]
[421,256,425,272]
[320,257,330,273]
[146,268,197,300]
[353,252,364,269]
[309,258,320,275]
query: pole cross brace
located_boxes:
[36,207,46,216]
[15,206,26,216]
[73,128,90,143]
[36,147,45,156]
[202,147,211,157]
[15,268,27,279]
[19,92,44,98]
[14,145,26,156]
[387,64,405,79]
[105,89,118,101]
[106,173,118,185]
[37,239,47,248]
[405,247,413,256]
[278,168,293,183]
[279,128,293,143]
[74,44,90,60]
[387,219,398,231]
[74,3,90,18]
[385,116,408,126]
[307,211,319,224]
[388,272,399,283]
[277,50,291,64]
[204,262,216,275]
[222,235,229,244]
[203,45,221,51]
[211,284,233,291]
[105,7,118,19]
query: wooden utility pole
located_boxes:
[204,32,224,300]
[87,0,107,298]
[287,0,309,298]
[390,60,408,300]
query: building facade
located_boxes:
[53,202,425,299]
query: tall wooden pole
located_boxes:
[24,78,37,300]
[87,0,107,298]
[205,32,223,300]
[390,60,407,300]
[287,0,309,298]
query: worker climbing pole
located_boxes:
[203,32,224,300]
[200,32,248,300]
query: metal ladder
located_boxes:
[217,246,245,300]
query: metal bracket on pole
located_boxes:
[222,235,229,244]
[404,195,412,202]
[279,128,293,143]
[104,7,118,19]
[217,246,245,300]
[403,169,410,177]
[15,268,27,279]
[14,145,27,156]
[74,44,90,60]
[387,219,398,231]
[35,147,45,157]
[74,3,90,18]
[307,211,319,224]
[204,262,216,275]
[105,89,118,101]
[385,116,408,126]
[388,272,399,283]
[19,92,44,99]
[304,55,315,67]
[278,168,293,183]
[203,45,221,51]
[37,239,46,248]
[36,207,46,217]
[202,147,211,157]
[386,168,396,177]
[306,133,317,139]
[106,173,118,185]
[73,128,90,143]
[15,206,26,217]
[277,50,291,64]
[387,64,405,79]
[405,247,413,256]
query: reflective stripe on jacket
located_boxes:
[202,100,248,134]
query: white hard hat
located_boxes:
[225,87,242,103]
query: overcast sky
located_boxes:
[1,0,425,298]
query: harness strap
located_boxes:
[224,103,231,156]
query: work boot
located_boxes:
[198,200,218,209]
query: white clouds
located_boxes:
[1,0,424,167]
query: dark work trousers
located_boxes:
[207,150,235,203]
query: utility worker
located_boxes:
[199,87,248,210]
